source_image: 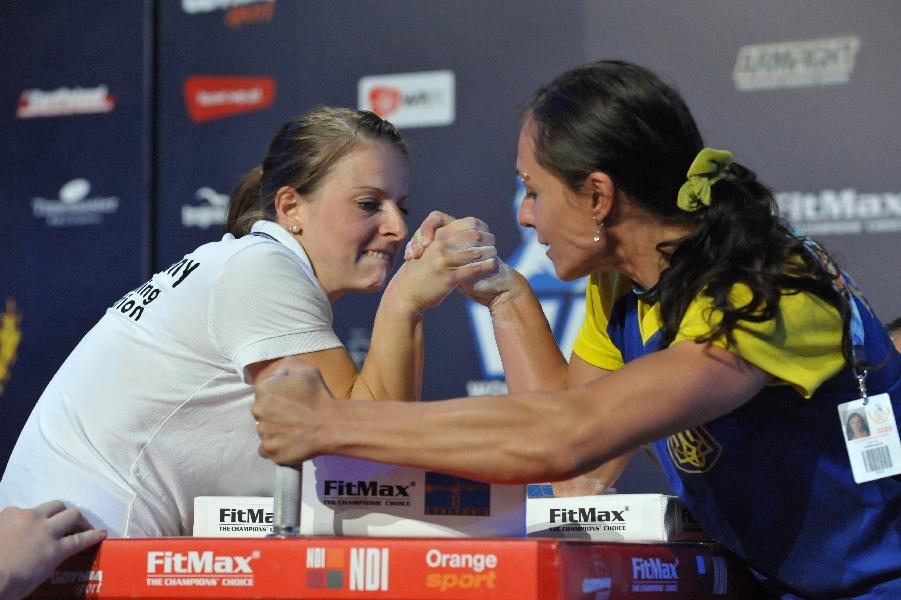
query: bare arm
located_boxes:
[549,355,637,495]
[249,213,497,402]
[253,340,770,483]
[408,217,567,391]
[463,263,635,494]
[479,268,569,391]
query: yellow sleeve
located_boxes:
[572,272,632,371]
[674,285,845,398]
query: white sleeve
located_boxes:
[208,242,343,382]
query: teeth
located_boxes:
[365,250,390,260]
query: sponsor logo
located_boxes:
[776,189,901,236]
[0,298,22,395]
[546,505,629,533]
[306,547,345,590]
[182,187,228,229]
[466,180,587,395]
[549,507,625,523]
[145,550,259,588]
[324,480,411,497]
[425,548,498,593]
[217,507,273,533]
[49,570,103,595]
[349,548,389,592]
[358,70,455,128]
[733,36,860,91]
[182,0,275,27]
[184,76,276,122]
[631,557,679,593]
[321,479,415,508]
[17,85,114,118]
[219,508,273,523]
[32,179,120,227]
[667,426,721,474]
[425,472,491,516]
[306,547,389,592]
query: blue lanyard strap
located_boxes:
[791,221,870,399]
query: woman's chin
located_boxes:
[358,274,389,293]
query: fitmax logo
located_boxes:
[218,508,273,524]
[323,480,411,497]
[549,508,625,524]
[146,551,259,574]
[632,557,678,581]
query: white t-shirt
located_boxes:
[0,220,342,536]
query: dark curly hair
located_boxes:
[525,60,861,365]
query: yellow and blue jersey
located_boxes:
[574,271,901,598]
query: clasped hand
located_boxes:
[389,211,500,313]
[404,211,518,307]
[251,212,505,466]
[252,358,332,466]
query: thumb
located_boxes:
[405,211,457,260]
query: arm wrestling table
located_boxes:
[29,536,768,599]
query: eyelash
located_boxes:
[358,200,409,216]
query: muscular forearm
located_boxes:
[255,341,767,485]
[319,389,600,483]
[487,271,568,392]
[353,278,424,402]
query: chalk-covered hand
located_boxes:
[457,258,524,307]
[392,211,498,314]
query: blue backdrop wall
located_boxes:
[2,0,898,494]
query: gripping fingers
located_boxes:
[452,256,499,282]
[405,211,457,260]
[447,243,497,268]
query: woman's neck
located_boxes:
[608,213,691,291]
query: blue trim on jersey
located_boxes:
[612,288,901,598]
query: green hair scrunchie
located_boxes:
[676,148,733,212]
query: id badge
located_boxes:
[838,394,901,483]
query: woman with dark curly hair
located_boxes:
[252,63,901,598]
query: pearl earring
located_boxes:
[287,224,301,234]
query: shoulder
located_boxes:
[677,284,844,397]
[219,237,316,285]
[585,272,635,317]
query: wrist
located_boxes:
[381,268,427,321]
[485,267,528,315]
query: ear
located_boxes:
[273,186,301,227]
[584,171,615,221]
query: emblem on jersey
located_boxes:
[0,297,23,395]
[666,426,722,473]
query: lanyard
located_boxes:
[794,222,870,402]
